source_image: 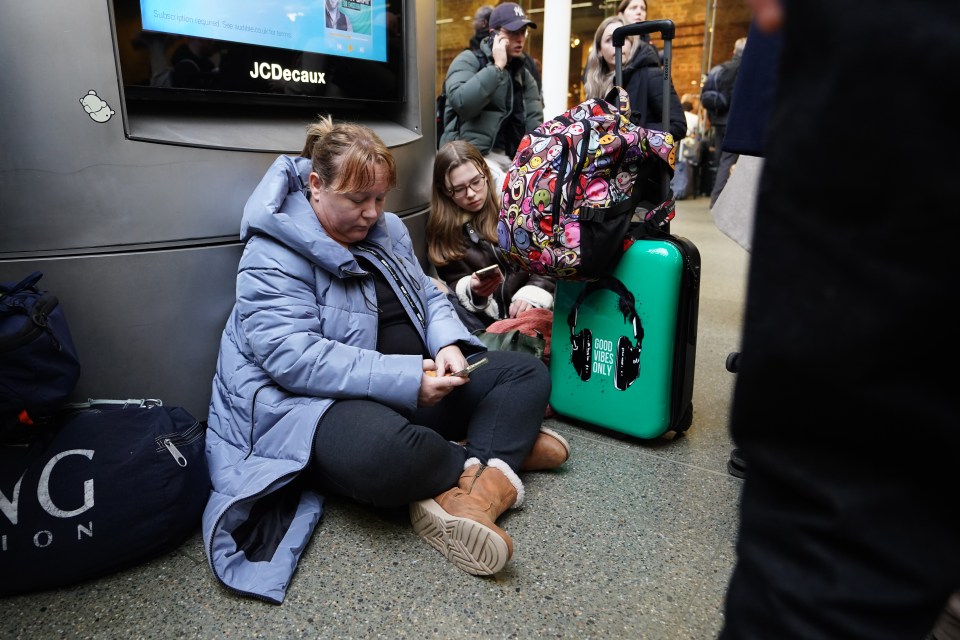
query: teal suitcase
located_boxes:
[549,235,700,438]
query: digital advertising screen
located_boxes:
[139,0,387,62]
[112,0,404,106]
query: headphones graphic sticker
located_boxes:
[567,275,645,391]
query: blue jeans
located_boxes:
[306,350,550,508]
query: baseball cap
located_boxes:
[489,3,537,32]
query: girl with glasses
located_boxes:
[427,140,555,328]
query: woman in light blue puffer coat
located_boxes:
[201,117,556,604]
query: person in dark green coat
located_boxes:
[439,3,543,183]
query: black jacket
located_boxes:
[622,43,687,141]
[722,23,781,157]
[435,224,555,326]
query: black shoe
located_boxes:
[727,448,747,479]
[725,351,740,373]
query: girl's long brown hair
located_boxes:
[427,140,499,266]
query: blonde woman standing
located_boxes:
[582,16,686,141]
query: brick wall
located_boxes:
[649,0,752,100]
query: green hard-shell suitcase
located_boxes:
[549,234,700,438]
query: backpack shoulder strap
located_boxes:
[439,48,487,148]
[471,45,488,69]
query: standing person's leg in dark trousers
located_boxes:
[720,1,960,638]
[710,149,739,207]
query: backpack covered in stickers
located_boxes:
[497,87,676,281]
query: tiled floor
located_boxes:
[0,195,750,640]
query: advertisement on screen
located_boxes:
[139,0,388,63]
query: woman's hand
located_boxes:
[509,298,533,318]
[419,355,469,406]
[433,344,468,376]
[471,271,503,298]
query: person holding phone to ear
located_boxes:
[437,2,543,184]
[428,140,555,327]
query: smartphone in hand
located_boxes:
[474,265,501,281]
[451,357,489,378]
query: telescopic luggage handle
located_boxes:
[612,19,676,137]
[613,20,676,224]
[612,18,675,45]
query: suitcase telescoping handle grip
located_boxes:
[611,19,675,47]
[613,19,676,137]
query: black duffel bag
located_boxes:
[0,271,81,419]
[0,398,209,596]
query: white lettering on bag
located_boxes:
[39,450,94,518]
[1,449,94,526]
[0,476,23,525]
[1,449,96,551]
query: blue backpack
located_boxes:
[700,58,739,116]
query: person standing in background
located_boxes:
[703,37,746,207]
[618,0,650,42]
[719,0,960,638]
[582,16,637,101]
[439,3,543,186]
[582,16,686,142]
[470,4,541,94]
[468,5,494,53]
[579,1,649,94]
[671,95,701,199]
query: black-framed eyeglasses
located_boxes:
[499,27,529,39]
[447,174,486,198]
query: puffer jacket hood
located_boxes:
[240,155,362,280]
[202,155,484,604]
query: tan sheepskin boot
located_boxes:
[410,458,523,576]
[520,427,571,472]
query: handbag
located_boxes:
[711,155,763,253]
[0,271,81,418]
[474,327,546,360]
[0,398,209,596]
[473,307,553,364]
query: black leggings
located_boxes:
[305,350,549,508]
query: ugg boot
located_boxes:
[410,458,523,576]
[520,427,571,472]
